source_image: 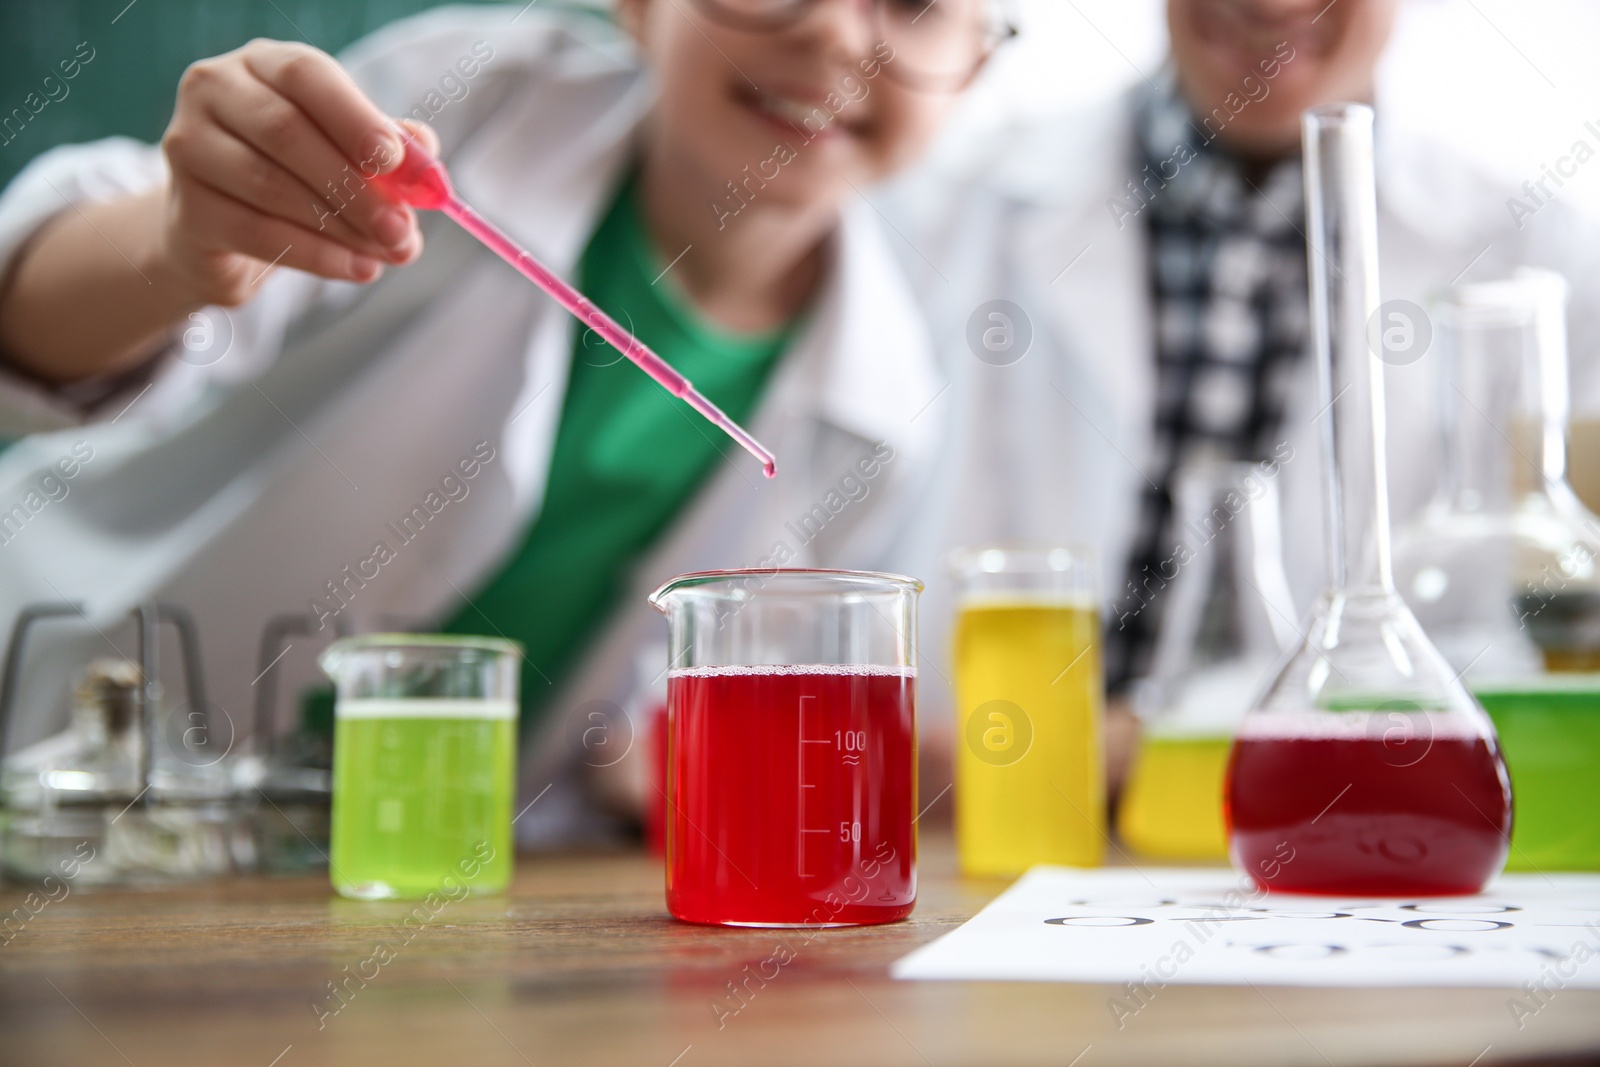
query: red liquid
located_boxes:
[645,700,667,857]
[1226,719,1512,896]
[667,665,917,926]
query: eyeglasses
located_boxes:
[688,0,1018,91]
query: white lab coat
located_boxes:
[0,6,944,826]
[876,88,1600,720]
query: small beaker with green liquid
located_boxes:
[321,634,519,899]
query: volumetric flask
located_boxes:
[649,569,920,927]
[1225,104,1512,896]
[949,545,1103,876]
[1393,273,1600,677]
[321,634,519,900]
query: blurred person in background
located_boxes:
[887,0,1600,796]
[0,0,1007,840]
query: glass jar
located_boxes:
[321,634,519,900]
[650,568,920,927]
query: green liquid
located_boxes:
[330,708,515,899]
[1475,683,1600,871]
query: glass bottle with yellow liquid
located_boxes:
[1117,458,1301,859]
[950,545,1103,876]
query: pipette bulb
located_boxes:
[371,138,453,211]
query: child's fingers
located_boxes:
[396,118,441,158]
[239,40,404,178]
[198,64,413,253]
[183,181,386,291]
[167,120,413,264]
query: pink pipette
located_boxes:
[370,142,778,478]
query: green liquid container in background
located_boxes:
[320,635,520,899]
[1475,679,1600,870]
[1391,272,1600,871]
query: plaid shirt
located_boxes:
[1103,75,1310,695]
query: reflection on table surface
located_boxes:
[1,832,1597,1067]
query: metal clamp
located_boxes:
[0,602,209,794]
[251,611,354,760]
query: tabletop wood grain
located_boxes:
[1,834,1596,1067]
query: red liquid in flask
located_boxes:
[666,665,917,926]
[1225,714,1512,896]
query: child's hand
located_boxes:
[158,39,438,306]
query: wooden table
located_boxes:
[2,835,1597,1067]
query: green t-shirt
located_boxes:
[442,171,792,725]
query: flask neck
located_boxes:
[1442,330,1529,513]
[1304,104,1393,596]
[1441,282,1571,514]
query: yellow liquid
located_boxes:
[1117,735,1232,859]
[952,600,1104,876]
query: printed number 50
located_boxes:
[839,821,861,843]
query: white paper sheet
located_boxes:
[893,867,1600,990]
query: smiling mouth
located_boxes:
[735,84,864,139]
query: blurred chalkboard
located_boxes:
[0,0,594,188]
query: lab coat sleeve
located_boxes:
[0,137,167,435]
[0,135,328,438]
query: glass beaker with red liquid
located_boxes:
[648,569,921,926]
[1223,104,1512,896]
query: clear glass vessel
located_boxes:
[1392,272,1600,870]
[1119,459,1300,859]
[1393,272,1600,675]
[948,544,1102,875]
[322,634,519,900]
[1223,104,1512,896]
[0,604,236,886]
[650,568,920,927]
